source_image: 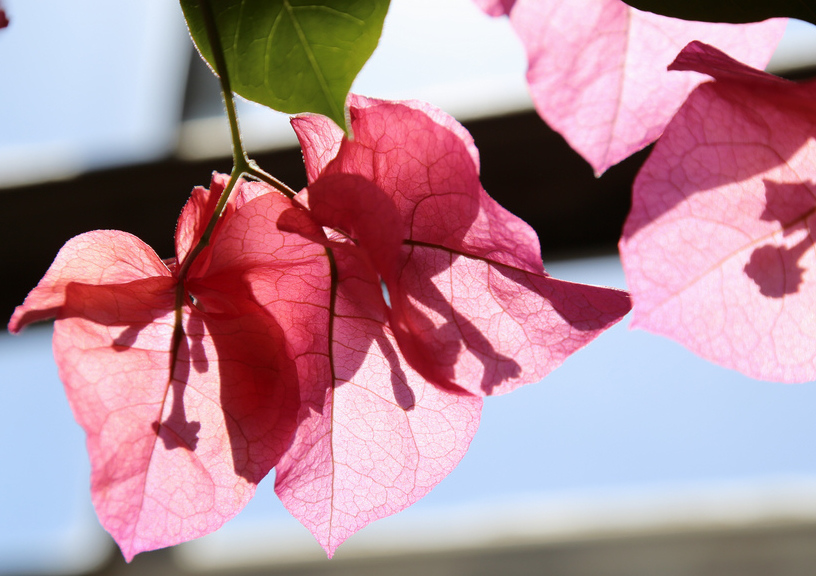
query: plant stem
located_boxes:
[247,162,298,199]
[180,0,293,277]
[169,0,301,370]
[183,0,297,263]
[198,0,245,169]
[173,0,250,278]
[176,164,241,283]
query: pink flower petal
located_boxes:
[271,240,482,556]
[10,181,300,560]
[9,231,171,332]
[473,0,516,17]
[56,281,297,560]
[271,97,631,554]
[621,41,816,382]
[499,0,785,175]
[296,95,632,395]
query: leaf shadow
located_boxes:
[200,288,301,484]
[624,82,812,239]
[112,324,141,349]
[396,246,521,396]
[276,205,419,411]
[378,329,416,411]
[152,313,202,452]
[61,277,203,451]
[60,266,300,487]
[329,245,418,410]
[744,179,816,298]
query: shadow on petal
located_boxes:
[744,180,816,298]
[201,286,301,484]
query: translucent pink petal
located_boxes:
[265,100,630,553]
[272,243,482,557]
[9,231,171,332]
[203,189,329,306]
[295,96,537,273]
[395,246,633,395]
[10,183,300,560]
[297,96,632,396]
[620,42,816,382]
[207,180,483,556]
[175,173,271,276]
[505,0,785,175]
[306,173,465,390]
[310,175,403,283]
[54,280,297,560]
[175,173,230,266]
[293,113,345,182]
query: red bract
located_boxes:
[10,94,631,560]
[477,0,785,175]
[9,175,300,560]
[620,41,816,382]
[276,95,632,554]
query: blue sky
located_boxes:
[0,0,190,186]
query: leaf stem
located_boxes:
[174,0,250,281]
[198,0,296,198]
[167,0,302,389]
[325,245,339,388]
[247,162,297,199]
[181,0,298,278]
[198,0,245,169]
[177,164,242,282]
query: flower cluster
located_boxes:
[10,96,630,559]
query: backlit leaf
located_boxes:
[181,0,390,131]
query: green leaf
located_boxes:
[620,0,816,25]
[181,0,390,132]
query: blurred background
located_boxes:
[3,1,816,574]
